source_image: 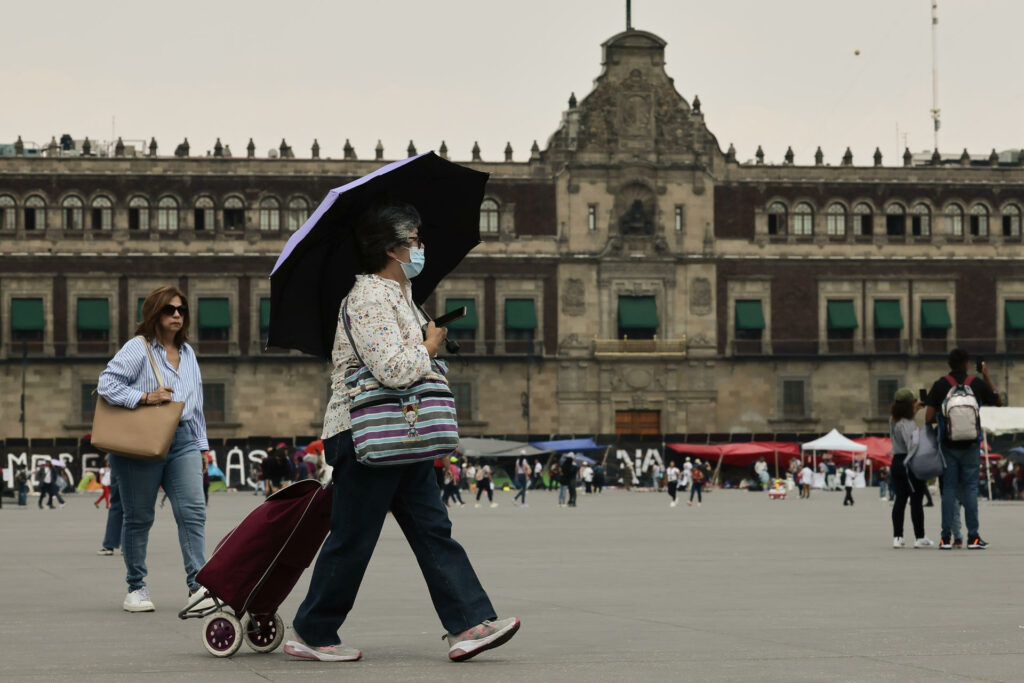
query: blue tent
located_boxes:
[529,438,605,453]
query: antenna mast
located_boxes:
[930,0,941,150]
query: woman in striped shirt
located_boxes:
[98,285,210,614]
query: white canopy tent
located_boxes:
[979,407,1024,437]
[456,437,548,459]
[801,429,868,488]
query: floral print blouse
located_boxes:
[322,274,432,439]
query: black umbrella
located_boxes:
[268,152,488,358]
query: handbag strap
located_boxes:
[340,299,368,369]
[138,336,166,387]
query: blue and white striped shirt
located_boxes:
[97,336,209,451]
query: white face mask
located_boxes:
[395,246,425,279]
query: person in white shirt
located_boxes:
[842,466,856,506]
[532,460,544,490]
[582,464,594,494]
[94,458,112,509]
[682,458,693,491]
[799,464,814,499]
[665,462,681,507]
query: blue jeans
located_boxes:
[940,442,980,540]
[109,425,206,592]
[294,430,496,646]
[513,474,527,503]
[102,472,123,550]
[558,484,567,505]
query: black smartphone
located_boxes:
[976,358,985,373]
[432,306,467,328]
[919,388,927,402]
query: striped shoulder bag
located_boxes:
[341,300,459,466]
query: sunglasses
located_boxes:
[161,304,188,317]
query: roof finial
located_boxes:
[472,141,481,162]
[626,0,631,30]
[439,140,448,159]
[504,142,513,162]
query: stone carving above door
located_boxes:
[690,277,712,316]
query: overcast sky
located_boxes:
[3,1,1021,165]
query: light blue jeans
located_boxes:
[109,425,206,592]
[940,443,980,541]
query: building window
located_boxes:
[11,298,45,343]
[826,203,846,236]
[24,195,45,231]
[259,297,271,345]
[873,300,903,349]
[945,204,963,237]
[674,205,684,232]
[911,203,931,236]
[443,299,478,349]
[81,382,98,423]
[767,202,786,235]
[157,197,179,231]
[885,203,906,236]
[287,197,309,232]
[480,198,499,234]
[505,299,537,353]
[62,196,84,230]
[853,203,873,236]
[1002,205,1021,238]
[197,298,231,341]
[617,295,658,340]
[1005,301,1024,351]
[128,196,149,231]
[826,300,857,352]
[77,298,110,343]
[223,196,245,231]
[0,195,15,230]
[587,204,597,231]
[734,300,765,352]
[259,197,280,231]
[203,383,226,423]
[91,196,112,230]
[451,382,472,421]
[876,378,900,417]
[791,202,813,236]
[969,204,989,237]
[920,299,952,351]
[194,196,214,231]
[136,297,145,323]
[781,379,807,419]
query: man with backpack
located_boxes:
[924,348,1002,550]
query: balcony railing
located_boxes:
[730,337,1013,357]
[593,337,687,357]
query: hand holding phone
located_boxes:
[919,388,927,402]
[433,306,467,328]
[976,358,986,374]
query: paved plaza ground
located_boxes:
[2,484,1023,682]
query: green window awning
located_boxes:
[921,300,952,329]
[873,300,903,330]
[260,298,271,330]
[11,298,44,331]
[444,299,478,330]
[826,300,858,330]
[198,298,231,329]
[505,299,537,330]
[735,300,766,331]
[1005,301,1024,331]
[618,296,658,329]
[137,298,145,323]
[77,298,110,331]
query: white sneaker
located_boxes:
[284,637,361,662]
[913,537,935,548]
[184,584,216,612]
[670,501,677,507]
[474,503,481,508]
[893,537,905,548]
[123,587,155,612]
[489,503,498,508]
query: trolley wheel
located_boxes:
[202,611,243,657]
[241,612,285,653]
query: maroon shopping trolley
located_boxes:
[178,479,333,657]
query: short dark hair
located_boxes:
[948,347,969,371]
[354,203,421,274]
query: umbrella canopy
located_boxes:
[268,152,489,357]
[569,454,597,465]
[1006,446,1024,463]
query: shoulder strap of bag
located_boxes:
[138,336,166,387]
[340,300,368,369]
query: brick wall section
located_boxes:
[486,181,557,236]
[713,185,758,238]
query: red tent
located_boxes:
[852,437,893,466]
[667,441,800,467]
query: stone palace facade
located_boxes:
[1,29,1022,443]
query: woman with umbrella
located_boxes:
[284,201,519,663]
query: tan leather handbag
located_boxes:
[91,337,185,461]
